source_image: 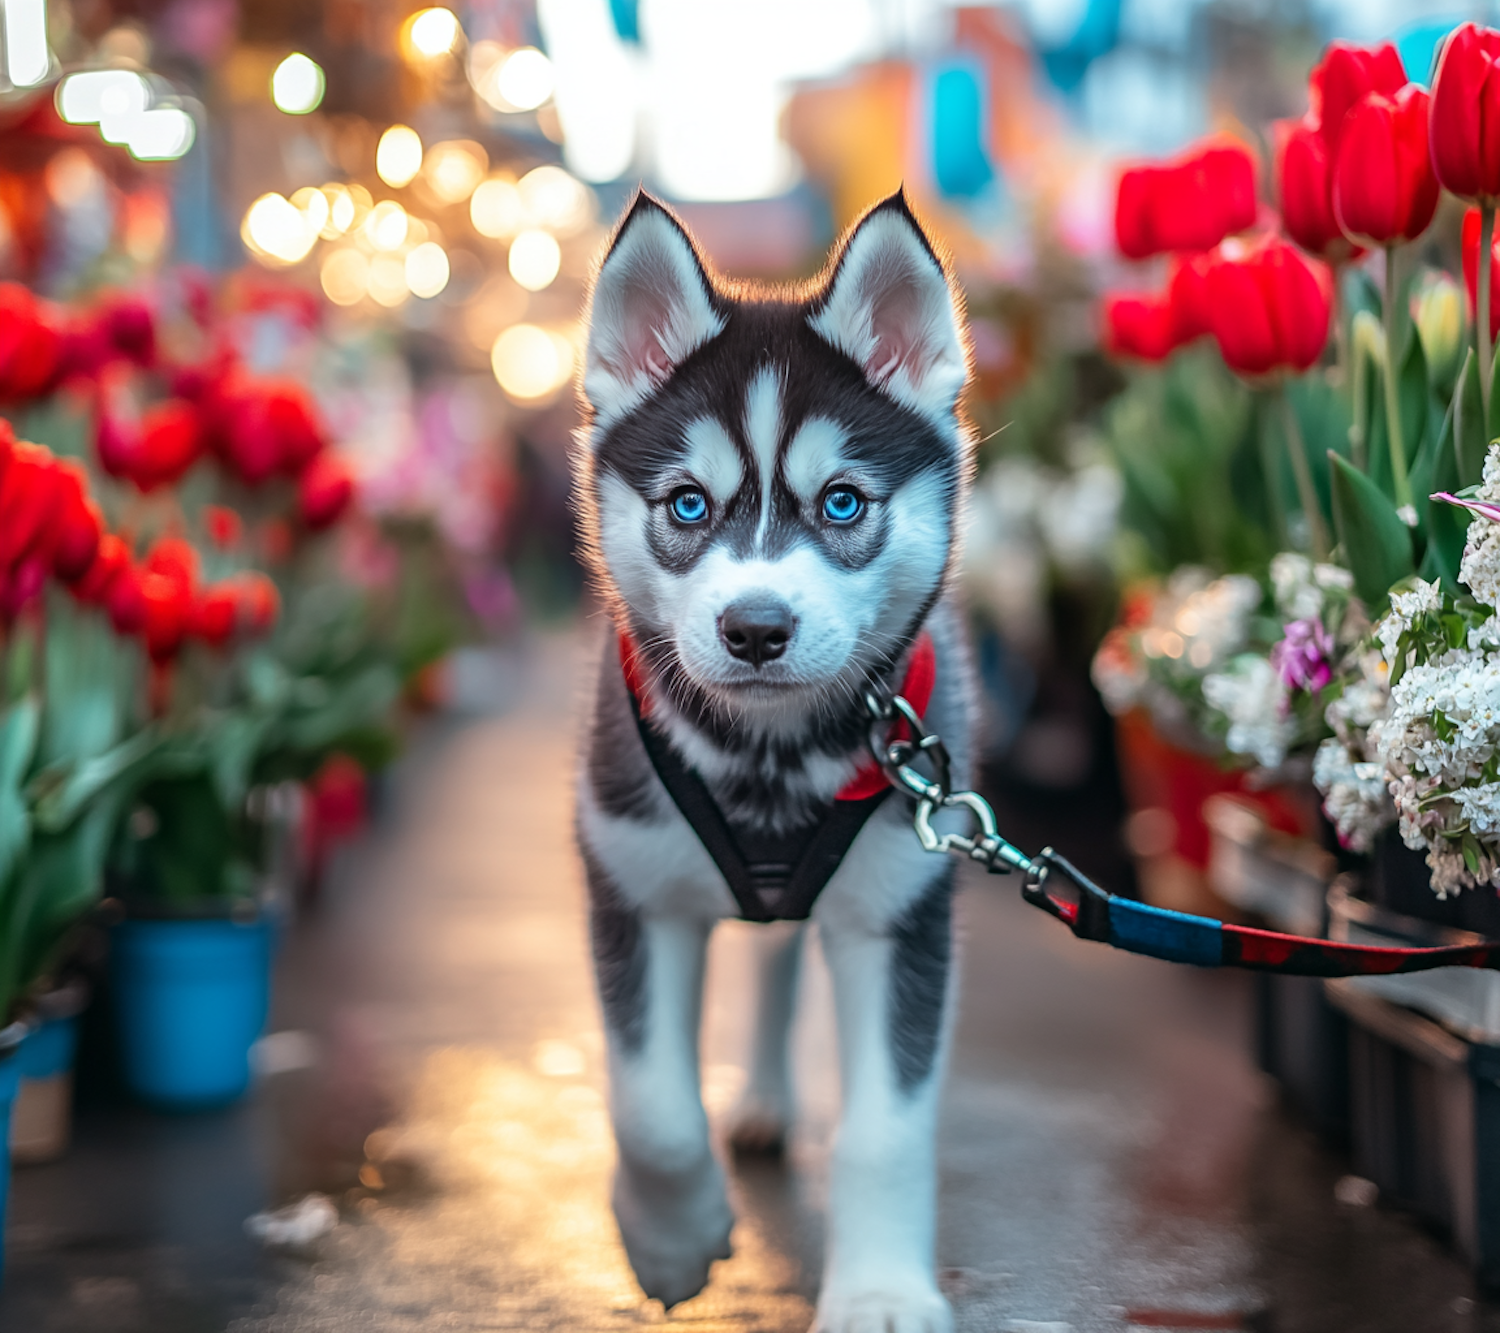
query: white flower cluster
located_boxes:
[1203,656,1297,768]
[1090,568,1260,726]
[1312,650,1393,853]
[1269,552,1353,621]
[1460,445,1500,610]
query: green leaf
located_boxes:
[1455,348,1489,487]
[1329,451,1417,608]
[1399,328,1429,470]
[1489,343,1500,445]
[1424,407,1471,591]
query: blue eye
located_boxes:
[822,488,864,523]
[670,489,709,524]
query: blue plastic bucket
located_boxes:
[0,1022,27,1285]
[111,916,272,1109]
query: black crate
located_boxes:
[1327,979,1500,1286]
[1255,971,1349,1144]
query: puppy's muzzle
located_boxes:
[718,598,796,668]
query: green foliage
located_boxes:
[1328,453,1416,606]
[1099,348,1278,577]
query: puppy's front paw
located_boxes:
[813,1281,953,1333]
[727,1091,790,1156]
[612,1158,734,1308]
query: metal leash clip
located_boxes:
[862,687,1034,876]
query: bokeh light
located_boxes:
[242,193,317,265]
[406,7,461,59]
[405,242,451,298]
[377,125,424,188]
[271,53,325,115]
[290,185,330,236]
[496,48,555,111]
[364,200,410,251]
[508,229,561,291]
[423,140,488,204]
[321,248,369,306]
[491,323,573,402]
[5,0,50,87]
[368,254,409,307]
[470,176,525,239]
[517,166,593,236]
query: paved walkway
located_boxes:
[1,629,1493,1331]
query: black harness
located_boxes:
[629,693,891,922]
[622,632,934,923]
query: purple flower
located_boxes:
[1431,491,1500,523]
[1270,617,1334,694]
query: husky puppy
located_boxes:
[575,188,975,1333]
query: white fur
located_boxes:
[783,417,849,502]
[683,416,744,506]
[585,207,725,427]
[809,210,966,426]
[744,366,782,544]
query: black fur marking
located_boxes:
[580,839,648,1051]
[888,865,954,1092]
[588,643,664,822]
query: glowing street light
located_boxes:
[271,53,325,114]
[376,124,423,188]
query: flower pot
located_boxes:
[0,1021,28,1286]
[10,979,88,1165]
[111,905,272,1110]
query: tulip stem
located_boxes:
[1481,203,1495,423]
[1383,246,1414,512]
[1279,388,1328,561]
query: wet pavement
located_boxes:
[1,628,1497,1332]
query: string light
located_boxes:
[242,193,317,265]
[470,176,525,239]
[405,242,450,298]
[405,7,461,59]
[495,48,554,111]
[423,140,488,204]
[321,249,369,306]
[491,323,573,401]
[363,200,409,251]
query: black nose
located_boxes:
[719,599,795,667]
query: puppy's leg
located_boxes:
[587,860,732,1308]
[728,919,806,1155]
[815,868,955,1333]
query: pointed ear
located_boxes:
[808,193,968,420]
[583,194,725,426]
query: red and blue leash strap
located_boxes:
[1021,848,1500,978]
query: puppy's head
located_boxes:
[577,190,970,726]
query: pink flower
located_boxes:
[1271,617,1334,694]
[1432,490,1500,523]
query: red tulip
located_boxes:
[136,400,202,490]
[1462,206,1500,339]
[1275,117,1364,263]
[1333,85,1440,247]
[297,453,354,529]
[0,285,62,402]
[100,295,156,367]
[0,442,64,568]
[104,563,146,635]
[141,572,193,662]
[0,553,48,619]
[141,536,200,598]
[192,583,239,648]
[49,462,103,583]
[264,382,326,475]
[1308,42,1408,161]
[1203,237,1332,377]
[1429,23,1500,204]
[235,571,280,635]
[75,533,130,603]
[1167,254,1214,343]
[1114,139,1258,260]
[1103,294,1175,362]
